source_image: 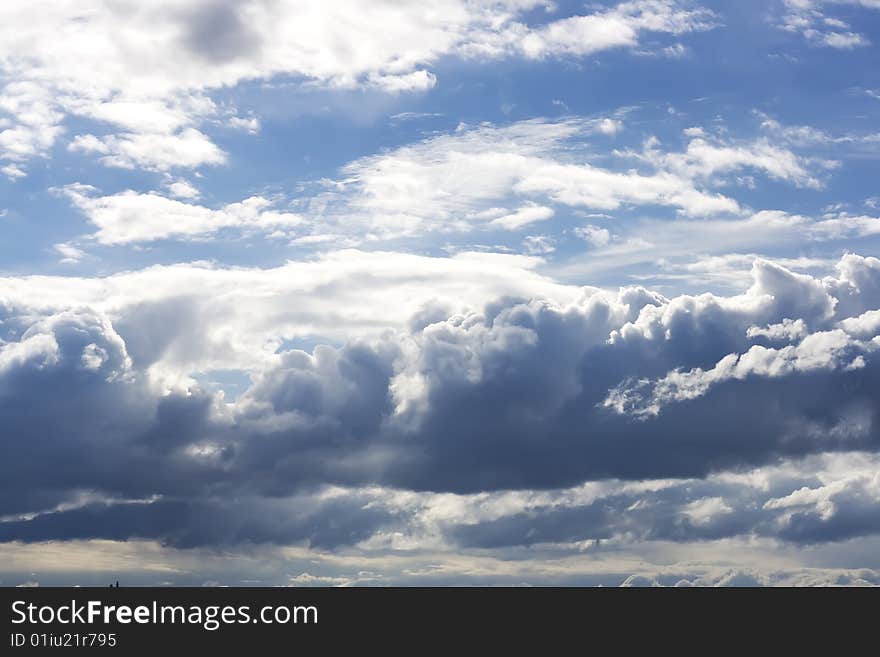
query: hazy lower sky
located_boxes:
[2,0,880,587]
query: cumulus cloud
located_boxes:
[0,81,63,166]
[511,0,715,59]
[0,252,879,562]
[68,128,227,172]
[0,0,715,176]
[3,0,880,588]
[165,179,202,200]
[57,185,302,244]
[0,249,574,373]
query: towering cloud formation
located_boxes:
[0,254,878,560]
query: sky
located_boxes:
[1,0,880,587]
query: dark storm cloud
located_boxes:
[0,307,225,517]
[0,495,400,549]
[375,258,879,491]
[445,470,868,549]
[1,255,880,548]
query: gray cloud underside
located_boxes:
[1,253,879,553]
[6,534,880,587]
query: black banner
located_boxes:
[0,586,875,652]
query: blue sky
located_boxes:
[2,0,880,586]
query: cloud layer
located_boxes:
[0,0,715,177]
[1,253,879,568]
[54,117,838,246]
[3,0,880,586]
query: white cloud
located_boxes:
[0,81,63,172]
[634,131,831,189]
[58,186,303,244]
[552,209,879,284]
[661,43,689,57]
[0,249,575,373]
[77,98,197,134]
[53,243,87,264]
[605,327,868,416]
[297,117,830,243]
[62,117,813,246]
[575,224,613,247]
[68,128,226,172]
[367,70,438,93]
[778,0,877,48]
[227,116,261,134]
[596,118,624,135]
[1,164,26,180]
[489,204,555,230]
[754,114,880,154]
[522,235,556,254]
[817,30,868,48]
[811,213,880,240]
[601,256,879,416]
[514,0,715,59]
[747,318,809,342]
[0,0,716,175]
[165,179,202,200]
